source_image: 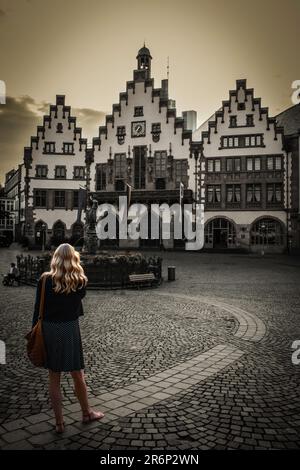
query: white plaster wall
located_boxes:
[27,103,87,230]
[28,105,86,183]
[200,87,286,158]
[92,81,194,189]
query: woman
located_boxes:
[32,243,104,434]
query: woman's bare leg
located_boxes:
[48,370,64,431]
[71,370,104,422]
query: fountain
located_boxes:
[16,196,163,289]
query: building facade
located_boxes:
[193,79,289,253]
[276,103,300,252]
[88,46,195,249]
[5,46,298,252]
[3,165,24,242]
[21,96,88,248]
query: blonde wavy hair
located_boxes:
[45,243,87,294]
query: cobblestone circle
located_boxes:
[0,247,300,450]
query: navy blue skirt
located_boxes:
[42,319,85,372]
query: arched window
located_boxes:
[52,220,65,245]
[250,218,284,245]
[35,221,47,247]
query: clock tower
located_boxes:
[135,44,152,81]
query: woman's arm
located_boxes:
[77,284,86,299]
[32,277,42,327]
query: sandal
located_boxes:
[82,409,105,424]
[55,421,65,434]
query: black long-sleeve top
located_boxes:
[32,275,86,327]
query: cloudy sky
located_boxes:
[0,0,299,183]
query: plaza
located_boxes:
[0,246,300,450]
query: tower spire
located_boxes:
[136,44,152,79]
[167,56,169,80]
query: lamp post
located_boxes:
[260,222,266,256]
[41,223,46,252]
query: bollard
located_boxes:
[168,266,176,281]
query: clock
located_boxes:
[131,121,146,138]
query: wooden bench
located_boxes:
[128,272,156,288]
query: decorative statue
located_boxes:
[86,197,98,229]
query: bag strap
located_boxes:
[38,275,47,321]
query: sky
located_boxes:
[0,0,299,183]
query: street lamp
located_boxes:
[260,222,266,256]
[41,223,46,252]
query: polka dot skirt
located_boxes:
[42,319,85,372]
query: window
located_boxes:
[35,165,47,178]
[207,185,221,204]
[254,158,261,171]
[34,190,47,208]
[154,151,167,178]
[134,106,143,117]
[246,115,254,126]
[117,126,126,135]
[63,143,74,154]
[54,191,65,208]
[175,159,188,186]
[226,185,241,203]
[247,157,261,171]
[275,156,282,170]
[152,123,161,134]
[207,159,221,172]
[117,126,126,145]
[215,159,221,172]
[115,180,125,192]
[267,156,282,171]
[221,134,263,148]
[56,123,63,133]
[226,158,240,172]
[96,164,106,190]
[7,200,14,212]
[73,190,79,208]
[246,184,261,204]
[73,166,85,179]
[251,218,284,246]
[230,116,237,127]
[55,166,66,179]
[133,146,146,189]
[245,135,263,147]
[238,103,245,110]
[44,142,55,153]
[267,183,282,204]
[114,153,127,178]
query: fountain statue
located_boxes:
[83,196,98,254]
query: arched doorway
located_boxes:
[205,218,236,249]
[35,220,47,248]
[71,222,84,246]
[52,220,65,246]
[250,218,284,247]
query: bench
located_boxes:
[128,272,156,288]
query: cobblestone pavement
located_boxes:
[0,245,300,450]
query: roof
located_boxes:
[137,46,152,58]
[276,103,300,136]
